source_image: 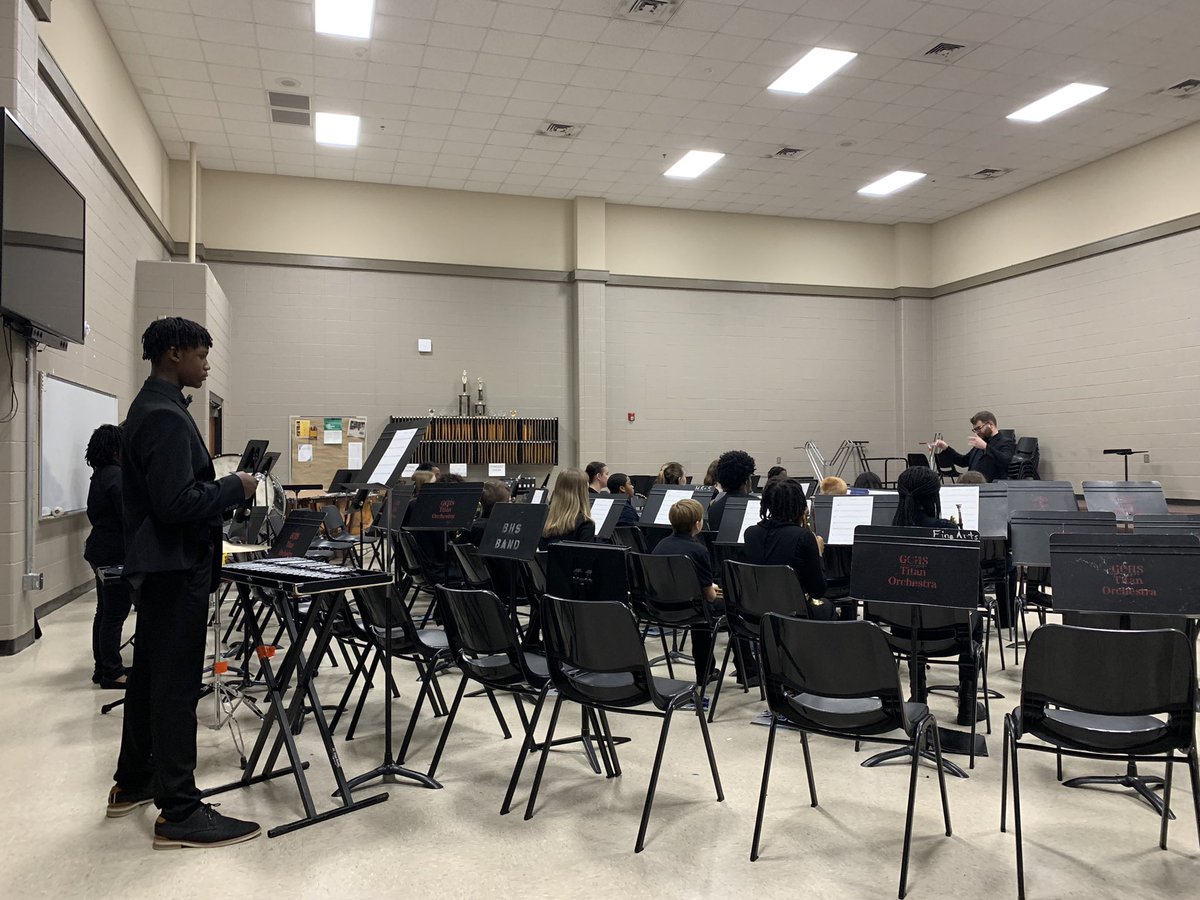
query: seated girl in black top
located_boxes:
[652,498,719,683]
[463,479,511,546]
[742,476,832,619]
[84,424,133,689]
[539,468,596,550]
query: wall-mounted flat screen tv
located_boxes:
[0,109,86,346]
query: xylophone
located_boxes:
[221,557,391,595]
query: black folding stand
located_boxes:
[202,578,389,836]
[1102,448,1147,482]
[1049,532,1200,817]
[850,526,987,777]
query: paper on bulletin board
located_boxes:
[297,444,313,463]
[348,442,363,469]
[323,417,343,444]
[348,419,366,439]
[488,463,506,476]
[296,418,313,439]
[324,430,342,445]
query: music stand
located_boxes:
[637,484,701,527]
[545,542,630,603]
[810,494,900,545]
[328,468,360,491]
[1133,514,1200,536]
[589,495,630,542]
[1082,480,1168,521]
[1049,532,1200,814]
[1005,480,1078,514]
[478,503,548,561]
[237,439,270,475]
[1102,448,1147,482]
[851,525,984,774]
[712,496,761,545]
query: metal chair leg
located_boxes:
[898,719,926,899]
[598,708,622,777]
[634,707,675,853]
[696,695,723,801]
[486,687,511,740]
[1011,724,1026,900]
[1189,747,1200,850]
[800,731,818,807]
[523,693,564,820]
[708,641,733,723]
[397,664,436,764]
[1159,756,1174,850]
[931,719,952,836]
[427,673,469,780]
[750,716,777,862]
[502,685,549,815]
[1001,718,1010,832]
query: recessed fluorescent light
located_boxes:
[315,0,374,40]
[768,48,857,94]
[1007,83,1107,123]
[858,170,926,197]
[664,150,724,179]
[315,112,360,147]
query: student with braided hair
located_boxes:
[743,477,831,618]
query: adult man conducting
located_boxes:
[934,410,1015,482]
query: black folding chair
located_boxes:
[1002,624,1199,900]
[613,526,648,553]
[752,615,952,899]
[523,595,724,852]
[450,542,492,589]
[629,553,723,693]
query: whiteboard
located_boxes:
[39,373,119,517]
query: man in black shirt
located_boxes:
[707,449,755,532]
[933,410,1015,482]
[107,317,261,850]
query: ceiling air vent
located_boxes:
[963,167,1014,180]
[924,41,972,63]
[772,147,809,160]
[1161,79,1200,97]
[614,0,680,24]
[539,121,582,138]
[267,91,312,127]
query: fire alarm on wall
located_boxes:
[627,412,635,423]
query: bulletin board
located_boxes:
[288,415,368,490]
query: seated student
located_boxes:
[655,461,687,485]
[819,475,848,495]
[439,472,466,483]
[463,479,511,546]
[957,470,987,485]
[891,466,982,725]
[410,470,436,495]
[766,465,787,481]
[605,473,641,527]
[539,468,596,549]
[707,450,755,532]
[742,477,832,620]
[652,499,721,684]
[703,459,721,492]
[853,471,883,490]
[586,461,609,494]
[84,424,132,690]
[415,461,440,480]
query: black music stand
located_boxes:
[637,484,701,527]
[1082,480,1168,521]
[1048,532,1200,816]
[338,425,440,795]
[546,541,630,603]
[851,526,984,776]
[1102,448,1147,482]
[589,495,630,542]
[712,495,761,545]
[810,494,900,545]
[1005,480,1078,514]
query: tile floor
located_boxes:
[1,596,1197,899]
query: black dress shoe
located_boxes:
[956,701,987,726]
[153,804,261,850]
[106,784,155,818]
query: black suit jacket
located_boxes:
[937,430,1016,483]
[122,377,243,588]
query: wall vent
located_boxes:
[267,91,312,127]
[615,0,681,24]
[963,167,1014,180]
[924,41,972,63]
[539,121,582,138]
[772,147,809,159]
[267,91,310,110]
[271,108,312,126]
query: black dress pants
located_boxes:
[113,565,210,821]
[92,572,133,682]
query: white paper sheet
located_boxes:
[401,462,418,479]
[347,441,363,469]
[940,485,980,531]
[828,495,874,545]
[366,428,418,484]
[297,444,313,463]
[654,488,695,525]
[737,499,761,543]
[532,489,545,504]
[324,429,343,445]
[488,462,506,476]
[449,462,468,476]
[591,497,614,530]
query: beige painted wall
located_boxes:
[39,0,170,222]
[199,170,575,271]
[932,120,1200,286]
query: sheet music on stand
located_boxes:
[940,485,980,531]
[828,495,874,545]
[359,420,428,488]
[652,488,695,525]
[590,495,627,541]
[713,496,761,544]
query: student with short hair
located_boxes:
[819,475,848,495]
[539,468,595,548]
[766,465,787,481]
[853,471,883,490]
[957,470,987,485]
[585,460,609,494]
[707,450,755,531]
[652,499,719,683]
[605,472,641,527]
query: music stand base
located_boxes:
[1063,762,1173,818]
[268,792,389,838]
[202,761,310,797]
[858,725,982,779]
[341,762,441,792]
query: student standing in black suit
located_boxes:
[84,424,132,689]
[707,450,755,532]
[933,410,1015,482]
[107,317,261,850]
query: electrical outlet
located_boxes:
[776,456,782,464]
[1143,453,1151,463]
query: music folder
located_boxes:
[405,481,483,531]
[478,503,548,561]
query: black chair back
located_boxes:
[1021,624,1195,750]
[450,542,491,588]
[613,526,648,553]
[323,503,349,539]
[759,615,915,736]
[906,453,930,468]
[352,584,426,654]
[542,595,667,708]
[629,553,713,629]
[723,560,811,641]
[396,530,432,585]
[439,586,538,689]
